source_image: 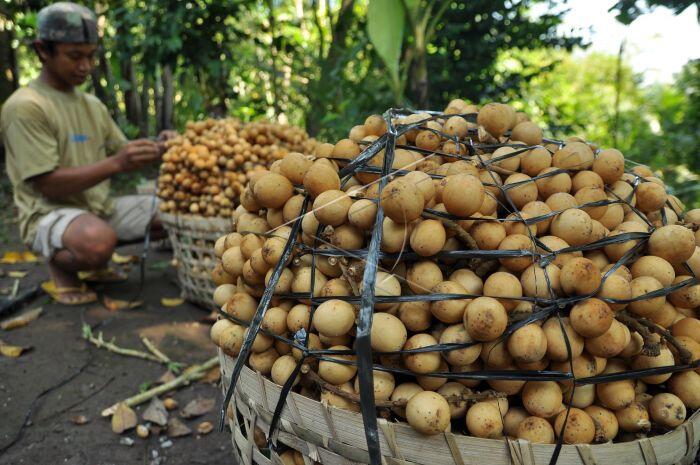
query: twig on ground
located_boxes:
[82,324,163,364]
[101,356,219,417]
[141,337,183,373]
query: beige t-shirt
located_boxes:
[1,79,127,245]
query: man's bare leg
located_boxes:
[48,214,117,304]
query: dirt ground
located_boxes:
[0,229,235,464]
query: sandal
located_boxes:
[78,268,128,283]
[41,280,98,306]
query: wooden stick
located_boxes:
[101,356,219,417]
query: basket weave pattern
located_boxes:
[160,212,234,310]
[221,352,700,465]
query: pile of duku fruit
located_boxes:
[209,100,700,445]
[157,119,317,217]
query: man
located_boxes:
[1,2,170,305]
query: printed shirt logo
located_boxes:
[71,134,89,143]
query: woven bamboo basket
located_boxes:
[160,212,234,310]
[220,352,700,465]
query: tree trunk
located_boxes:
[90,46,108,106]
[140,74,150,136]
[266,0,281,118]
[98,47,121,121]
[154,66,163,133]
[121,59,141,128]
[409,28,429,109]
[305,0,355,135]
[0,27,18,104]
[161,65,174,130]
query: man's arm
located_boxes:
[31,139,161,200]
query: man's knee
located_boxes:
[64,216,117,268]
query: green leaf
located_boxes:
[367,0,405,89]
[139,381,152,393]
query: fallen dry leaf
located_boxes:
[143,397,168,426]
[160,297,185,307]
[180,397,215,419]
[69,414,89,425]
[103,297,142,312]
[1,307,43,330]
[148,424,164,436]
[167,418,192,438]
[0,251,22,264]
[7,270,28,278]
[112,252,138,264]
[197,421,213,435]
[0,339,31,357]
[158,370,176,384]
[0,251,38,264]
[199,366,221,385]
[111,402,137,434]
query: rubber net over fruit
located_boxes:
[216,107,700,465]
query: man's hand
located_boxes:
[157,130,178,141]
[156,130,178,154]
[114,139,161,172]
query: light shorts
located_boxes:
[31,195,159,258]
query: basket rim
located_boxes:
[160,211,235,231]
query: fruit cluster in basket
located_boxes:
[209,99,700,446]
[157,119,317,217]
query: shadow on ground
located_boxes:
[0,238,233,465]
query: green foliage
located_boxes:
[426,1,583,107]
[507,50,700,207]
[367,0,404,98]
[609,0,698,24]
[1,0,697,207]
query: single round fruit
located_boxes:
[406,391,451,435]
[466,401,504,439]
[270,355,300,387]
[312,299,355,337]
[465,297,508,342]
[649,393,687,428]
[522,381,563,418]
[371,313,407,353]
[570,298,613,337]
[517,416,555,444]
[442,174,485,217]
[253,173,294,208]
[381,178,425,224]
[649,225,695,264]
[550,209,593,247]
[553,408,595,444]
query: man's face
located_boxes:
[38,42,98,87]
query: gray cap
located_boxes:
[37,2,98,44]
